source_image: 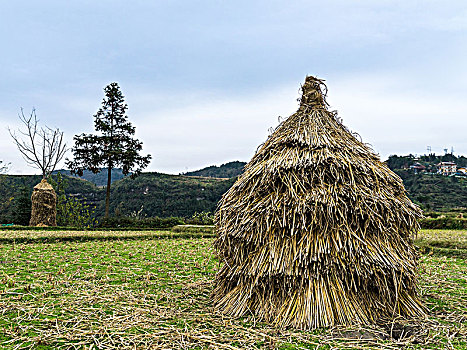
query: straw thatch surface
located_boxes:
[213,76,425,329]
[29,179,57,226]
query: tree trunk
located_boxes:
[105,166,112,218]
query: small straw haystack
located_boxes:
[213,76,425,329]
[29,179,57,227]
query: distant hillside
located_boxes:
[386,154,467,211]
[184,161,246,178]
[0,174,103,223]
[0,172,234,222]
[52,168,125,187]
[106,173,235,217]
[395,170,467,211]
[3,156,467,224]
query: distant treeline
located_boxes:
[386,153,467,172]
[0,174,101,224]
[0,171,235,224]
[2,158,467,225]
[183,161,246,178]
[52,168,125,187]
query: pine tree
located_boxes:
[12,186,32,225]
[66,83,151,217]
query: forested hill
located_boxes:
[386,154,467,172]
[0,172,234,222]
[395,170,467,211]
[0,174,103,223]
[2,157,467,223]
[52,168,125,187]
[184,161,246,178]
[386,154,467,210]
[107,173,235,217]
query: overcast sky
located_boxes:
[1,1,466,175]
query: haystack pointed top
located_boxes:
[299,75,328,109]
[33,178,53,191]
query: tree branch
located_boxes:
[9,108,68,178]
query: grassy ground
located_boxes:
[0,229,465,349]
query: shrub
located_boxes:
[49,173,98,228]
[185,211,214,225]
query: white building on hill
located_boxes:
[437,162,457,175]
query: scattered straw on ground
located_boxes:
[0,230,465,349]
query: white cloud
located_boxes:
[327,73,467,158]
[131,84,299,174]
[433,10,467,32]
[3,72,467,175]
[1,1,466,174]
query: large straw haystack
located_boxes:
[29,179,57,226]
[213,76,425,329]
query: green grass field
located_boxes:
[0,229,465,349]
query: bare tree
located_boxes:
[0,160,8,174]
[9,108,67,178]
